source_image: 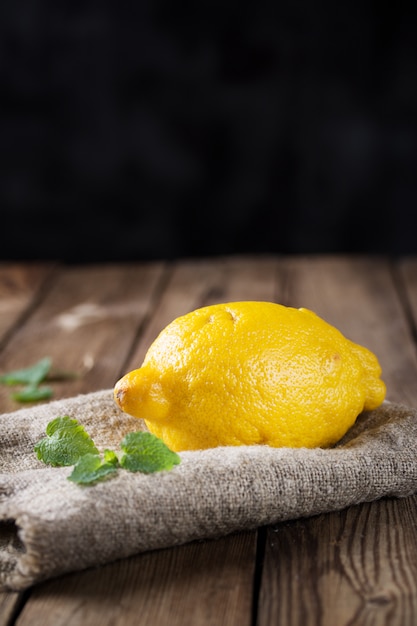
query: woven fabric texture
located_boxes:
[1,389,417,590]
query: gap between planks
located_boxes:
[3,256,417,626]
[3,256,280,626]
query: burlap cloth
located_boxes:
[1,390,417,591]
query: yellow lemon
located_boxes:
[114,302,386,451]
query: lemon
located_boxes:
[114,302,386,451]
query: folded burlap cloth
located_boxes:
[1,390,417,591]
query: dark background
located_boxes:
[1,2,416,262]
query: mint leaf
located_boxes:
[119,431,181,473]
[68,451,119,484]
[34,416,99,466]
[0,357,51,387]
[12,385,53,403]
[35,418,181,485]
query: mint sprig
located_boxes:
[0,357,53,402]
[35,417,181,484]
[0,357,52,386]
[0,357,77,403]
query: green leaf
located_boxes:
[34,416,99,466]
[35,418,180,487]
[103,449,119,464]
[12,385,53,403]
[0,357,52,387]
[119,431,181,474]
[68,452,119,485]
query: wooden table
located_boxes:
[1,255,417,626]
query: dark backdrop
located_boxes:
[1,2,417,261]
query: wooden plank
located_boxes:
[15,533,256,626]
[258,498,417,626]
[0,590,24,626]
[9,256,417,626]
[0,264,55,626]
[257,255,417,626]
[0,263,165,626]
[126,255,280,369]
[15,256,278,626]
[280,255,417,405]
[0,263,54,346]
[0,263,165,414]
[397,258,417,332]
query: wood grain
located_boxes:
[280,255,417,405]
[258,497,417,626]
[0,263,164,413]
[257,255,417,626]
[0,265,54,626]
[397,258,417,334]
[11,256,279,626]
[126,255,279,368]
[0,263,54,347]
[15,533,256,626]
[2,256,417,626]
[0,591,25,626]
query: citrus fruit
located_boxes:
[114,302,386,451]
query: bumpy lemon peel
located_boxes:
[114,302,386,451]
